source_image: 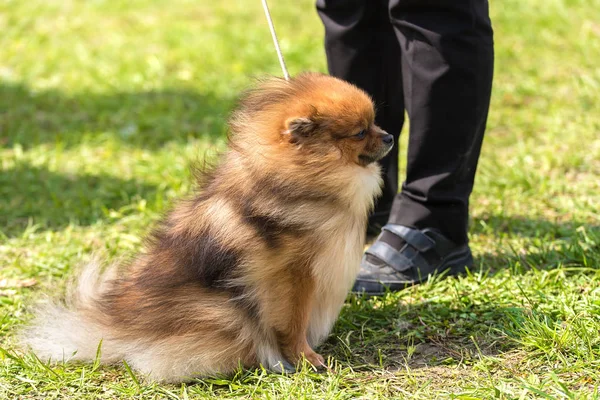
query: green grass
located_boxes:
[1,0,599,398]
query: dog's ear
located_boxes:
[284,116,318,142]
[286,117,315,137]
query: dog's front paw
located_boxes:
[303,351,326,369]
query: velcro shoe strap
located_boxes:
[382,224,435,253]
[365,241,414,272]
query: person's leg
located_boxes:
[388,0,494,245]
[355,0,494,293]
[317,0,405,230]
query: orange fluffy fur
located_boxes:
[21,73,393,382]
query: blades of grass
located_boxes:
[179,383,190,400]
[518,383,559,400]
[91,339,103,373]
[122,359,140,390]
[0,346,24,364]
[79,367,86,391]
[31,352,61,380]
[549,372,575,399]
[157,386,181,400]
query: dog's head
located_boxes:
[230,73,393,168]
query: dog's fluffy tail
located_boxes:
[19,259,123,363]
[19,259,263,382]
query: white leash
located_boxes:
[261,0,290,81]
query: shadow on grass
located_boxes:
[0,82,235,149]
[325,222,600,371]
[0,164,160,237]
[325,291,518,371]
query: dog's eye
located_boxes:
[354,130,367,139]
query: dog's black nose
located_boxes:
[382,134,394,145]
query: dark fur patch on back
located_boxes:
[148,224,241,289]
[188,232,240,287]
[254,174,334,204]
[240,201,306,249]
[242,212,289,249]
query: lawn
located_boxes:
[1,0,599,398]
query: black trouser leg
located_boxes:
[387,0,494,245]
[317,0,494,246]
[316,0,405,226]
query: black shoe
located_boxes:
[353,224,473,295]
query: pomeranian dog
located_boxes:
[21,72,393,382]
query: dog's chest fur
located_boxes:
[307,164,382,346]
